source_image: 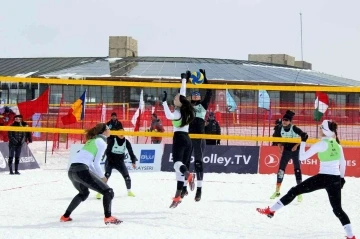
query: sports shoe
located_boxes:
[104,216,123,225]
[256,206,275,218]
[270,191,280,199]
[346,236,356,239]
[169,196,182,208]
[96,193,102,200]
[127,191,135,197]
[297,195,303,202]
[195,188,202,202]
[60,215,72,222]
[180,188,188,198]
[188,173,195,191]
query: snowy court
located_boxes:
[0,142,359,239]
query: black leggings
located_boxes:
[277,150,302,184]
[8,145,22,172]
[280,174,351,226]
[105,157,131,190]
[65,163,114,218]
[9,145,22,158]
[187,138,206,181]
[172,132,192,190]
[172,132,192,164]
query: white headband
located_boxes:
[321,120,335,137]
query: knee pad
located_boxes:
[195,160,203,172]
[173,161,184,173]
[79,190,90,201]
[104,188,114,200]
[124,175,131,181]
[105,172,111,178]
[176,172,185,182]
[277,169,285,179]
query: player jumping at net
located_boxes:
[183,69,212,202]
[60,123,122,225]
[257,120,356,239]
[162,71,196,208]
[96,128,137,199]
[271,110,305,202]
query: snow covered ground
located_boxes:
[0,142,359,239]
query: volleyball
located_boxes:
[189,71,204,85]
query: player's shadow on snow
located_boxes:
[212,199,266,204]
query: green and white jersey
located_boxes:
[71,135,107,178]
[162,78,189,132]
[280,125,299,138]
[193,104,207,119]
[299,137,346,177]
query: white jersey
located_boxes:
[70,136,107,178]
[299,137,346,177]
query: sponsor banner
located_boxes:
[342,148,360,177]
[259,146,360,177]
[0,143,40,172]
[161,145,259,174]
[69,144,163,172]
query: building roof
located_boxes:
[0,57,104,77]
[0,56,358,86]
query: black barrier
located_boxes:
[161,145,259,174]
[0,143,40,172]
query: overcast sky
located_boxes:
[0,0,359,80]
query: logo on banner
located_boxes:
[140,150,155,163]
[265,154,279,167]
[161,144,259,174]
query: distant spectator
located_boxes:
[0,106,16,142]
[148,113,165,144]
[107,112,123,131]
[204,112,221,145]
[8,115,28,175]
[19,115,32,144]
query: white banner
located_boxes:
[69,143,163,172]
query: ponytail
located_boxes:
[334,130,340,144]
[85,123,107,141]
[328,120,340,144]
[179,95,195,127]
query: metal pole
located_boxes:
[300,12,304,64]
[44,86,51,164]
[256,89,259,146]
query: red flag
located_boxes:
[17,88,49,120]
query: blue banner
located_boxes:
[161,145,259,174]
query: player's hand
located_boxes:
[102,177,108,183]
[291,145,298,151]
[185,70,191,81]
[199,69,208,83]
[132,163,136,169]
[162,91,167,102]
